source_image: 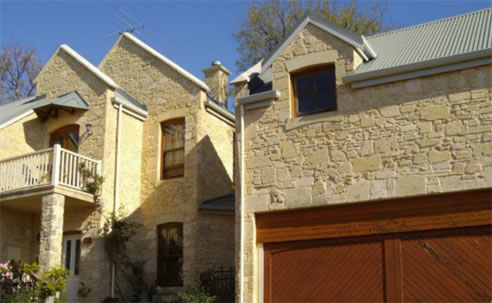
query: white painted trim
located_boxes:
[122,33,209,92]
[0,110,34,130]
[205,108,235,127]
[204,99,235,122]
[350,56,492,89]
[59,45,118,88]
[237,90,281,105]
[261,16,367,73]
[231,60,263,84]
[344,48,492,83]
[112,95,148,118]
[112,104,146,121]
[362,35,377,58]
[239,105,245,303]
[245,99,275,111]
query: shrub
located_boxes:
[78,162,104,195]
[0,260,69,303]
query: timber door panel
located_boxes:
[264,236,386,302]
[264,226,492,302]
[400,226,492,302]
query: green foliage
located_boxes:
[178,286,217,303]
[0,260,69,303]
[103,216,147,302]
[78,162,104,195]
[233,0,391,70]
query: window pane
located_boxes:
[296,74,315,94]
[315,70,335,90]
[164,123,184,151]
[158,224,183,286]
[74,240,80,275]
[65,240,71,271]
[294,66,337,115]
[164,167,184,178]
[315,90,337,112]
[298,94,317,114]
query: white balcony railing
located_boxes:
[0,145,101,194]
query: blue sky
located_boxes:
[1,0,490,82]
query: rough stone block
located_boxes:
[306,148,330,165]
[330,150,347,162]
[285,188,312,207]
[352,154,382,172]
[445,120,464,136]
[428,150,451,163]
[346,181,369,201]
[281,142,297,159]
[397,175,425,196]
[419,105,450,120]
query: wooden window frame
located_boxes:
[49,124,80,151]
[291,64,337,117]
[157,222,184,287]
[161,118,185,179]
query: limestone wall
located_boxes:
[0,207,36,263]
[196,110,234,203]
[236,24,492,301]
[35,48,116,302]
[0,114,48,160]
[100,35,237,290]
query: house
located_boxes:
[0,33,235,302]
[233,8,492,303]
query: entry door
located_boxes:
[62,235,81,302]
[50,125,80,152]
[157,223,184,287]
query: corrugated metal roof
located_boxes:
[0,95,43,128]
[356,8,492,74]
[0,92,90,128]
[114,88,147,112]
[199,194,235,215]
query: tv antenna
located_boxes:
[105,11,145,39]
[105,10,166,50]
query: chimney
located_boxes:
[202,61,231,105]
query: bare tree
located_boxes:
[0,44,42,104]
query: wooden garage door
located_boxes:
[258,189,492,303]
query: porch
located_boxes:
[0,144,101,203]
[0,145,101,274]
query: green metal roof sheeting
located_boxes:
[0,95,43,127]
[356,8,492,74]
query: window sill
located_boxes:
[157,176,185,185]
[285,110,342,131]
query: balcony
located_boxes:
[0,145,101,210]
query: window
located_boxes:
[292,65,337,116]
[50,125,80,152]
[157,223,183,287]
[161,119,185,179]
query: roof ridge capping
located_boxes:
[35,44,119,89]
[261,14,374,73]
[121,33,209,92]
[368,7,492,39]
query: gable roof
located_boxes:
[36,45,118,89]
[0,95,43,129]
[352,7,492,76]
[33,91,89,121]
[0,91,90,129]
[238,8,492,91]
[261,14,371,73]
[119,33,209,92]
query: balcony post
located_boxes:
[51,144,61,186]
